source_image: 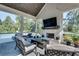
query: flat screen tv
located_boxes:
[43,17,57,28]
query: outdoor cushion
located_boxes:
[25,45,36,52]
[16,36,30,45]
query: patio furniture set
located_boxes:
[14,33,79,56]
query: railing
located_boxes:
[63,32,79,36]
[0,33,15,39]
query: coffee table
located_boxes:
[31,39,48,49]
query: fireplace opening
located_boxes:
[47,33,54,38]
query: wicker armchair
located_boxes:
[15,36,37,56]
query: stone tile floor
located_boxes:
[0,38,79,56]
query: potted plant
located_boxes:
[72,35,79,47]
[63,34,73,45]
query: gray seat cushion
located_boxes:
[25,45,36,52]
[16,36,30,45]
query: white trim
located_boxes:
[36,3,47,18]
[0,4,36,19]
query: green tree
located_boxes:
[2,16,16,33]
[36,20,43,33]
[63,8,79,33]
[0,19,2,25]
[23,17,35,32]
[0,19,3,33]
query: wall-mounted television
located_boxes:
[43,17,57,28]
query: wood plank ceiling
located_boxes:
[1,3,45,16]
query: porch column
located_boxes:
[58,12,64,43]
[19,16,24,34]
